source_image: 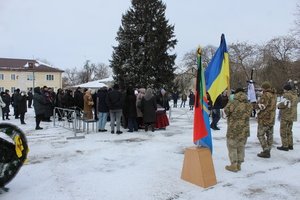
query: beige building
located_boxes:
[0,58,64,93]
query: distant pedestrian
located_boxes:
[27,89,33,108]
[180,93,187,108]
[33,87,46,130]
[188,91,195,110]
[17,91,27,124]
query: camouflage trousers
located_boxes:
[280,119,293,147]
[226,137,247,164]
[257,124,273,151]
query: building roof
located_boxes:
[0,58,64,73]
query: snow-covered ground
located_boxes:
[1,102,300,200]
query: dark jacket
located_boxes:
[141,96,157,123]
[97,89,109,113]
[124,90,137,118]
[74,89,84,109]
[33,87,46,115]
[17,93,27,114]
[1,93,11,113]
[106,89,123,110]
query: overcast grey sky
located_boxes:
[0,0,298,70]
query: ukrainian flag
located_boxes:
[205,34,230,104]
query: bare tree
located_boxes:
[94,63,109,80]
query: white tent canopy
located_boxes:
[72,80,108,89]
[70,76,114,89]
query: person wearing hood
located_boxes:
[33,87,46,130]
[224,88,252,172]
[141,88,157,132]
[17,91,28,124]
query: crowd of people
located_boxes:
[0,81,298,173]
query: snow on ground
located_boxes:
[1,102,300,200]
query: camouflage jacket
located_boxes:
[291,90,298,121]
[277,90,294,122]
[256,89,276,126]
[224,92,252,139]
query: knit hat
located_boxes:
[261,81,271,90]
[283,84,292,91]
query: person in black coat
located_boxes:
[189,91,195,110]
[27,89,33,108]
[33,87,46,130]
[17,91,27,124]
[74,87,84,110]
[1,90,11,120]
[106,84,124,134]
[210,94,223,130]
[97,87,109,132]
[124,87,138,132]
[141,88,157,132]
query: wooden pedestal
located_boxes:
[181,147,217,188]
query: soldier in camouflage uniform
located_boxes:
[224,88,252,172]
[277,84,295,151]
[291,87,298,122]
[256,81,277,158]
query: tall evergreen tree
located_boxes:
[110,0,177,90]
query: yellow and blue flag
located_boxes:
[205,34,230,105]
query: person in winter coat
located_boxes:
[63,89,75,121]
[33,87,46,130]
[255,81,277,158]
[277,84,295,151]
[224,88,252,172]
[97,87,109,132]
[180,93,187,108]
[136,88,145,129]
[0,93,6,120]
[73,87,84,110]
[27,89,33,108]
[106,84,124,134]
[83,89,94,120]
[141,88,157,132]
[124,87,138,132]
[210,94,223,130]
[17,91,27,124]
[188,91,195,110]
[1,90,11,120]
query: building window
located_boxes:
[27,74,34,81]
[11,87,16,93]
[46,74,54,81]
[0,74,4,80]
[11,74,16,80]
[0,87,4,92]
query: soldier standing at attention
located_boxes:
[277,84,295,151]
[256,81,277,158]
[224,88,252,172]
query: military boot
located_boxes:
[257,150,270,158]
[277,146,289,151]
[225,163,238,172]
